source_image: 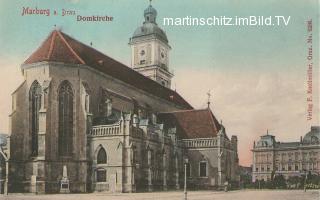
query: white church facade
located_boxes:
[1,3,239,194]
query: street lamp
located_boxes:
[184,157,189,200]
[304,170,308,192]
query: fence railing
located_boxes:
[182,138,218,148]
[89,121,122,137]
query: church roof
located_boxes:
[23,30,192,109]
[275,142,300,148]
[158,108,221,139]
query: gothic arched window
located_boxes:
[97,147,107,164]
[29,81,41,156]
[58,81,74,157]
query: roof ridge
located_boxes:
[59,31,182,95]
[23,31,54,64]
[207,108,220,131]
[159,108,209,114]
[60,31,131,71]
[47,31,57,60]
[56,31,85,64]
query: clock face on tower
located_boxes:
[139,48,146,65]
[160,49,166,61]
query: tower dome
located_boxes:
[302,126,320,144]
[144,5,157,21]
[131,4,168,43]
[132,23,168,43]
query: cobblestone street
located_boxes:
[1,190,319,200]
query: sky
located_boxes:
[0,0,319,166]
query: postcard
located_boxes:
[0,0,319,199]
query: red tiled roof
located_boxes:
[23,30,192,109]
[158,108,221,139]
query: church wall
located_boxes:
[46,63,88,192]
[186,148,220,189]
[48,63,85,160]
[9,65,54,192]
[8,63,89,193]
[88,136,124,192]
[10,81,28,161]
[17,65,50,161]
[8,81,28,192]
[9,60,184,193]
[130,134,182,191]
[129,137,145,190]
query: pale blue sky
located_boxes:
[0,0,318,72]
[0,0,319,165]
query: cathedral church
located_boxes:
[2,3,239,194]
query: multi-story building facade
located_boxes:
[0,3,239,194]
[252,126,320,182]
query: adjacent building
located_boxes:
[252,126,320,182]
[1,3,239,194]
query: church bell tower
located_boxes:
[129,2,173,88]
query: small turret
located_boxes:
[231,135,238,151]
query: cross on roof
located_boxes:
[207,90,212,108]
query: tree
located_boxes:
[287,176,301,189]
[273,174,286,189]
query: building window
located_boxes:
[261,167,264,172]
[295,165,299,171]
[267,166,270,171]
[97,147,107,164]
[256,167,259,172]
[106,99,112,117]
[186,163,191,178]
[148,149,154,166]
[85,94,90,113]
[58,81,74,157]
[288,165,292,171]
[96,169,106,182]
[132,148,137,164]
[199,161,207,177]
[29,81,42,156]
